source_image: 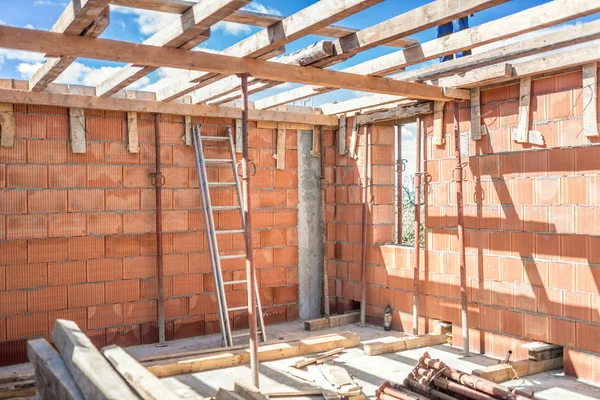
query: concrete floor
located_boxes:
[128,321,600,400]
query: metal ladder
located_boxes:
[191,125,267,347]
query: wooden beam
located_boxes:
[235,119,242,153]
[184,115,192,146]
[69,108,86,153]
[0,26,466,102]
[304,311,360,331]
[0,88,337,125]
[338,116,347,155]
[311,126,321,157]
[433,102,445,146]
[145,331,360,378]
[51,319,138,399]
[102,345,185,400]
[472,357,563,383]
[321,95,407,116]
[276,125,286,169]
[158,0,383,101]
[0,103,14,147]
[27,339,84,400]
[127,111,140,153]
[96,0,249,97]
[29,1,111,91]
[470,88,481,140]
[356,102,433,125]
[514,76,531,143]
[348,119,359,159]
[583,62,599,137]
[361,333,448,356]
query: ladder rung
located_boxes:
[208,182,236,187]
[200,136,229,141]
[219,254,246,260]
[215,229,245,234]
[223,280,247,285]
[228,306,248,312]
[212,205,241,211]
[205,159,233,163]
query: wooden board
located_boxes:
[582,62,599,137]
[304,311,360,331]
[145,331,360,378]
[127,111,140,153]
[356,102,433,125]
[69,107,86,153]
[514,76,531,143]
[432,102,445,145]
[276,125,286,169]
[184,115,193,146]
[0,103,14,147]
[470,88,481,140]
[472,357,564,383]
[294,348,345,368]
[360,333,447,356]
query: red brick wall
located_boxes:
[330,69,600,383]
[0,105,299,365]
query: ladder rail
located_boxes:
[192,126,233,347]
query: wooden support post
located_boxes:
[338,116,347,155]
[311,126,321,157]
[127,111,140,153]
[276,124,286,169]
[0,102,14,147]
[348,118,359,159]
[27,339,84,400]
[433,101,445,145]
[184,115,193,146]
[514,76,531,143]
[583,62,599,137]
[69,108,86,153]
[102,345,184,400]
[470,88,482,140]
[51,319,138,399]
[235,118,242,153]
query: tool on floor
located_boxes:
[191,125,267,347]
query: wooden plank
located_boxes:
[304,311,360,331]
[356,102,433,125]
[514,76,531,143]
[184,115,192,146]
[256,121,315,130]
[51,319,138,400]
[0,26,466,102]
[217,389,247,400]
[0,88,338,126]
[432,102,445,146]
[276,125,286,169]
[69,108,86,153]
[583,62,599,137]
[0,103,14,147]
[307,365,341,400]
[263,389,324,397]
[294,348,345,368]
[101,345,185,400]
[235,119,243,153]
[127,111,140,153]
[235,382,269,400]
[348,119,359,159]
[472,357,564,383]
[360,333,447,356]
[27,339,84,400]
[311,126,321,157]
[470,88,481,140]
[338,116,347,155]
[145,331,360,378]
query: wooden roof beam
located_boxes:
[29,0,112,91]
[0,25,468,102]
[96,0,250,97]
[156,0,384,102]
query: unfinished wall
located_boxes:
[330,69,600,383]
[0,105,299,365]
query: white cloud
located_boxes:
[111,5,178,36]
[244,2,281,16]
[215,2,281,36]
[0,48,46,63]
[34,0,67,5]
[139,68,191,92]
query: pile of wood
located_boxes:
[376,352,535,400]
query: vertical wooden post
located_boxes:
[69,108,86,153]
[276,124,286,169]
[453,103,469,356]
[0,103,14,147]
[515,76,531,143]
[127,112,139,153]
[338,116,347,155]
[412,116,422,336]
[320,126,330,317]
[359,125,370,326]
[240,74,259,388]
[583,63,599,137]
[470,88,481,141]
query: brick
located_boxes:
[123,212,156,233]
[123,166,153,188]
[165,297,189,319]
[105,142,139,164]
[68,189,104,211]
[67,142,105,164]
[274,170,298,188]
[28,190,67,213]
[87,258,123,282]
[7,313,49,340]
[535,177,560,205]
[28,238,68,263]
[88,213,123,235]
[123,300,156,324]
[87,165,123,188]
[68,282,105,307]
[88,303,123,329]
[48,213,87,237]
[141,188,173,210]
[260,267,286,287]
[492,281,513,308]
[5,263,47,289]
[0,191,27,214]
[163,210,188,232]
[577,323,600,353]
[535,234,559,260]
[564,291,590,322]
[7,165,48,188]
[68,236,104,260]
[106,189,140,211]
[501,309,524,337]
[261,228,285,247]
[524,313,548,342]
[162,167,189,188]
[6,214,47,240]
[274,285,298,304]
[564,347,591,381]
[106,279,140,303]
[47,260,86,285]
[0,290,27,315]
[576,264,600,295]
[538,288,563,317]
[173,188,200,209]
[27,140,67,163]
[548,262,574,291]
[123,255,156,279]
[190,294,218,315]
[172,274,203,296]
[86,116,124,141]
[259,189,285,207]
[164,253,188,276]
[48,165,85,188]
[48,308,87,332]
[28,286,67,312]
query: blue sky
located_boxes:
[0,0,597,106]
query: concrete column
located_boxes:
[297,130,323,319]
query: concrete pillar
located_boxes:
[297,130,323,319]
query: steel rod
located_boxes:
[412,116,422,336]
[320,126,330,317]
[404,379,459,400]
[453,102,469,356]
[396,121,402,243]
[359,124,370,326]
[240,74,259,388]
[153,114,166,347]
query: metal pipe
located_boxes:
[453,102,469,356]
[404,379,459,400]
[320,126,330,317]
[433,377,496,400]
[380,387,422,400]
[396,121,402,243]
[153,113,166,347]
[359,124,370,326]
[412,116,422,336]
[240,74,259,388]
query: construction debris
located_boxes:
[294,348,345,368]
